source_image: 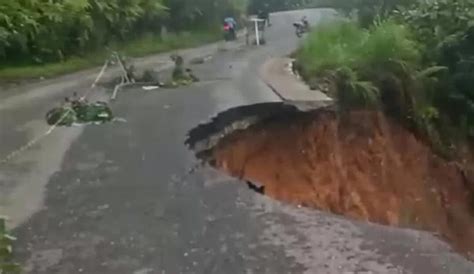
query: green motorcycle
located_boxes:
[46,101,113,126]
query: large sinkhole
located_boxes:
[186,102,474,260]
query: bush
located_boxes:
[296,0,474,154]
[297,20,420,73]
[296,20,422,115]
[297,21,366,74]
[0,0,245,66]
[0,217,20,274]
[361,21,420,68]
[395,0,474,140]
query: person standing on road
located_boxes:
[257,5,271,27]
[263,3,271,26]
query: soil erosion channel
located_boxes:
[188,104,474,260]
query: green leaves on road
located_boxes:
[46,100,114,126]
[0,217,20,274]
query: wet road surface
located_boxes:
[1,9,474,274]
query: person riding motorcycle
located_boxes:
[293,16,310,37]
[223,17,237,41]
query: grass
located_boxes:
[0,30,221,82]
[120,31,220,57]
[0,217,20,273]
[295,19,429,120]
[0,57,104,81]
[297,20,366,74]
[295,19,457,152]
[295,20,422,105]
[297,20,421,75]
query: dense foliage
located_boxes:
[296,21,423,114]
[327,0,414,26]
[0,217,20,274]
[0,0,246,65]
[296,0,474,153]
[396,0,474,140]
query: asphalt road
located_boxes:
[1,9,474,274]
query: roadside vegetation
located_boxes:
[0,0,246,81]
[295,0,474,157]
[0,217,20,274]
[0,31,220,81]
[0,0,319,81]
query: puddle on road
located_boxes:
[186,102,474,260]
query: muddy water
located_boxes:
[211,110,474,259]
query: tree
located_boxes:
[0,0,250,64]
[0,0,167,63]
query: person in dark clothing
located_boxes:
[257,9,270,27]
[224,16,237,40]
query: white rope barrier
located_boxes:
[0,56,115,165]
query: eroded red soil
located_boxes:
[212,110,474,258]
